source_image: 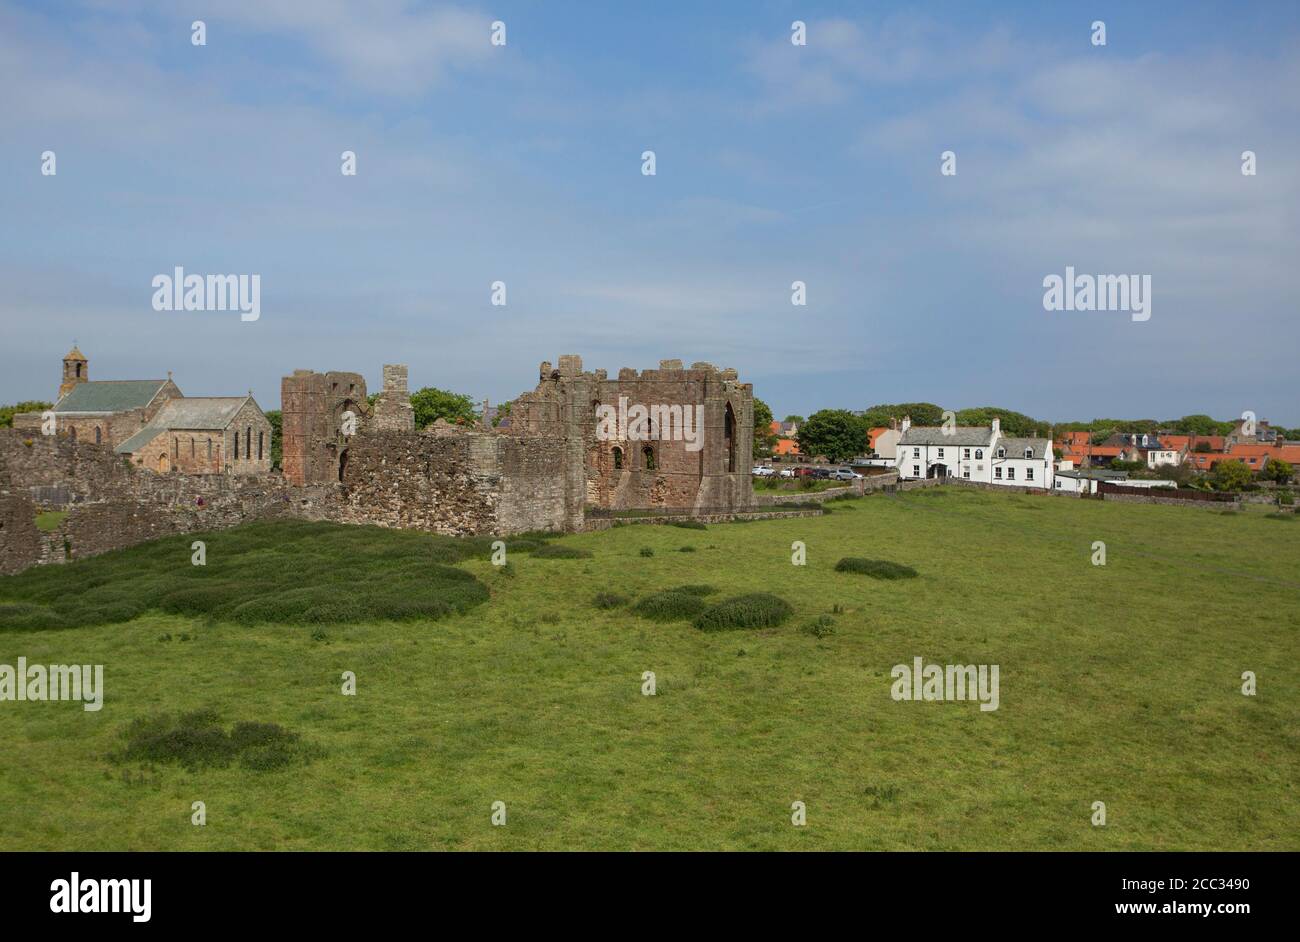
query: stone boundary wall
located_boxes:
[584,508,821,531]
[1102,492,1243,511]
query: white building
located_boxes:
[896,417,1054,489]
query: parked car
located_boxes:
[778,467,795,478]
[793,466,816,478]
[832,468,864,481]
[752,466,775,477]
[811,467,833,480]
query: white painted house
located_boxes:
[896,418,1054,489]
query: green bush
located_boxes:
[115,711,313,772]
[835,557,918,580]
[694,593,793,631]
[633,591,708,622]
[670,584,717,596]
[800,614,836,638]
[679,546,697,553]
[639,547,655,557]
[592,592,629,609]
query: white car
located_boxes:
[778,467,795,478]
[752,466,775,476]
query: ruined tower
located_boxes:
[370,364,416,432]
[280,369,369,485]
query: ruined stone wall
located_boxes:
[332,429,570,536]
[510,354,754,515]
[370,364,416,432]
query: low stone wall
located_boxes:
[584,508,821,530]
[1102,492,1242,510]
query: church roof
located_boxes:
[113,397,254,454]
[53,380,169,414]
[113,425,166,455]
[64,345,87,361]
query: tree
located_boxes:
[954,406,1043,437]
[798,409,868,462]
[1260,458,1294,484]
[409,387,477,429]
[1212,459,1253,492]
[1170,414,1220,436]
[263,410,283,469]
[783,414,805,425]
[857,402,944,429]
[0,401,52,428]
[752,398,775,458]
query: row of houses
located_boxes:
[1058,421,1300,474]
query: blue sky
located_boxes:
[2,1,1297,424]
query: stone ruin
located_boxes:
[0,355,756,575]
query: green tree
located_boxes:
[409,387,477,429]
[798,409,868,462]
[752,398,775,458]
[954,406,1043,437]
[491,401,512,428]
[1212,459,1253,492]
[0,401,52,428]
[857,402,944,428]
[1260,458,1294,484]
[783,414,805,425]
[1170,414,1220,436]
[263,410,283,469]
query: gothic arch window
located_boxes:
[76,362,82,378]
[246,427,252,457]
[207,438,213,460]
[191,438,196,458]
[94,426,101,444]
[233,431,239,460]
[642,446,656,470]
[258,431,264,460]
[724,402,736,473]
[613,447,623,470]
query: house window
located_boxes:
[1007,468,1015,480]
[937,447,944,458]
[996,447,1005,458]
[975,449,983,460]
[913,465,920,477]
[1024,448,1033,459]
[963,448,970,459]
[643,446,656,470]
[963,468,970,479]
[613,447,623,470]
[1026,468,1034,480]
[912,447,920,458]
[995,467,1002,479]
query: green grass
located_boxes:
[1,486,1296,850]
[35,511,68,532]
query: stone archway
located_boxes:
[157,453,170,473]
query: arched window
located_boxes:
[338,449,349,482]
[643,446,656,470]
[233,431,239,459]
[191,438,196,458]
[207,438,213,459]
[975,449,983,460]
[76,362,82,378]
[173,438,179,459]
[613,447,623,470]
[94,426,101,444]
[246,427,252,457]
[724,403,736,473]
[258,431,264,460]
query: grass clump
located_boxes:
[633,591,708,622]
[801,614,836,638]
[593,592,629,609]
[670,584,717,596]
[694,593,793,632]
[639,547,655,557]
[113,710,316,772]
[834,557,918,580]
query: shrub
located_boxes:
[115,711,313,772]
[800,614,836,638]
[532,544,593,559]
[679,546,697,553]
[633,591,708,622]
[639,547,655,557]
[592,592,628,609]
[835,557,918,580]
[694,593,793,631]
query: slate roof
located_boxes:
[113,397,252,454]
[898,426,996,447]
[54,380,168,414]
[994,437,1051,460]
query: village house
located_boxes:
[895,417,1054,489]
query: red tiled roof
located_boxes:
[774,438,799,455]
[1228,443,1300,464]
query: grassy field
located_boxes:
[1,487,1296,850]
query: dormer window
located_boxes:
[1024,448,1033,459]
[996,447,1005,458]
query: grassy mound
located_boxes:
[0,519,489,630]
[633,590,708,622]
[694,593,793,631]
[113,710,317,772]
[834,557,919,579]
